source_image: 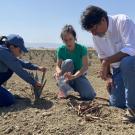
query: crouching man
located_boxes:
[0,34,47,107]
[81,5,135,122]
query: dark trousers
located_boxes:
[0,69,15,107]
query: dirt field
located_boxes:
[0,49,135,135]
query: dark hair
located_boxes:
[81,5,108,31]
[61,25,77,41]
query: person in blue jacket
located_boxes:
[0,34,47,107]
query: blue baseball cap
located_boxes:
[7,34,28,53]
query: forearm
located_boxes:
[104,52,129,64]
[99,52,128,80]
[73,66,88,78]
[4,60,36,86]
[100,59,111,74]
[19,59,39,70]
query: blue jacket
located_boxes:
[0,45,39,86]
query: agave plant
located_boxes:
[29,71,47,101]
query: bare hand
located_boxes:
[100,59,110,80]
[38,66,47,73]
[34,82,43,89]
[106,75,113,94]
[54,70,62,79]
[64,72,75,81]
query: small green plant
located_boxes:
[29,71,47,101]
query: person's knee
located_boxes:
[63,59,73,66]
[4,96,15,106]
[80,90,96,101]
[120,56,135,73]
[61,59,74,73]
[0,87,15,107]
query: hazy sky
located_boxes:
[0,0,135,46]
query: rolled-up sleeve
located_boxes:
[120,17,135,56]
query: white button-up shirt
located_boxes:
[93,14,135,68]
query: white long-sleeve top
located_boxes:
[93,14,135,68]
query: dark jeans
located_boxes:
[110,56,135,109]
[0,69,15,107]
[57,59,96,100]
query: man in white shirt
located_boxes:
[81,5,135,121]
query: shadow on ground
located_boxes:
[0,95,54,115]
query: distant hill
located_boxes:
[25,42,94,49]
[26,42,60,49]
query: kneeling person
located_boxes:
[55,25,96,100]
[0,34,47,107]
